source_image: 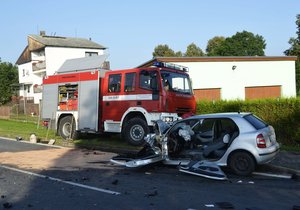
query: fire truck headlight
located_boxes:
[163,117,173,122]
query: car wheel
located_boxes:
[58,116,78,140]
[123,117,149,146]
[228,151,256,176]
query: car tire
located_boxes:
[228,151,256,176]
[123,117,149,146]
[58,116,78,140]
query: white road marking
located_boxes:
[0,165,121,195]
[253,172,292,179]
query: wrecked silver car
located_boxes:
[111,113,280,180]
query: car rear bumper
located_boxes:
[257,143,280,164]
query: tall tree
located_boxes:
[206,36,225,56]
[152,44,182,57]
[185,43,204,57]
[0,61,18,105]
[214,31,266,56]
[284,14,300,95]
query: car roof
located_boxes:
[188,112,251,119]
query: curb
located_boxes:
[267,164,300,178]
[0,136,64,149]
[256,164,300,180]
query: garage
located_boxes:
[194,88,221,101]
[245,85,281,100]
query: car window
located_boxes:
[244,114,268,130]
[193,119,214,133]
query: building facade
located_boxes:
[16,32,107,104]
[138,56,297,101]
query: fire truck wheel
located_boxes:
[123,117,149,146]
[58,116,78,140]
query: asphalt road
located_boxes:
[0,138,299,210]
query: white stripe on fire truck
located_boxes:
[103,94,153,101]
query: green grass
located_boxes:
[0,119,58,141]
[9,114,39,123]
[73,135,139,152]
[0,119,139,151]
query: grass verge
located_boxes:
[0,119,139,152]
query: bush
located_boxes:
[196,98,300,147]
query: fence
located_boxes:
[0,101,40,123]
[0,106,10,119]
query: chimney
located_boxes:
[40,31,46,36]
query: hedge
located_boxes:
[196,98,300,147]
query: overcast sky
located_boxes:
[1,0,299,69]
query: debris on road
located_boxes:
[111,179,119,185]
[145,189,158,197]
[3,202,12,209]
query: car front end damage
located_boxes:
[111,120,228,180]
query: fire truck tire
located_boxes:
[123,117,149,146]
[58,116,79,140]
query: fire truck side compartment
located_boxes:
[78,79,99,132]
[42,84,58,129]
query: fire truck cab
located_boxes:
[42,59,196,145]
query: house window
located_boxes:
[22,69,25,77]
[124,73,136,92]
[108,74,121,92]
[85,52,98,57]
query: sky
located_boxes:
[0,0,299,69]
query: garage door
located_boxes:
[245,86,281,100]
[194,88,221,101]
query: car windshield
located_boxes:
[161,70,193,94]
[244,114,268,130]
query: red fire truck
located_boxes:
[42,59,196,145]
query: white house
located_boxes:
[138,56,297,101]
[16,31,107,104]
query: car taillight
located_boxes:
[256,134,266,148]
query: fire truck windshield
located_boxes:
[161,70,192,94]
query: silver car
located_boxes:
[112,113,280,180]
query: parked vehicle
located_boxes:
[41,56,196,145]
[111,113,280,179]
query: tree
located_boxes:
[0,61,18,105]
[185,43,205,57]
[206,36,225,56]
[152,44,182,57]
[213,31,266,56]
[284,14,300,95]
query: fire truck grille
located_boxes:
[176,107,192,113]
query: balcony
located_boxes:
[32,60,46,72]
